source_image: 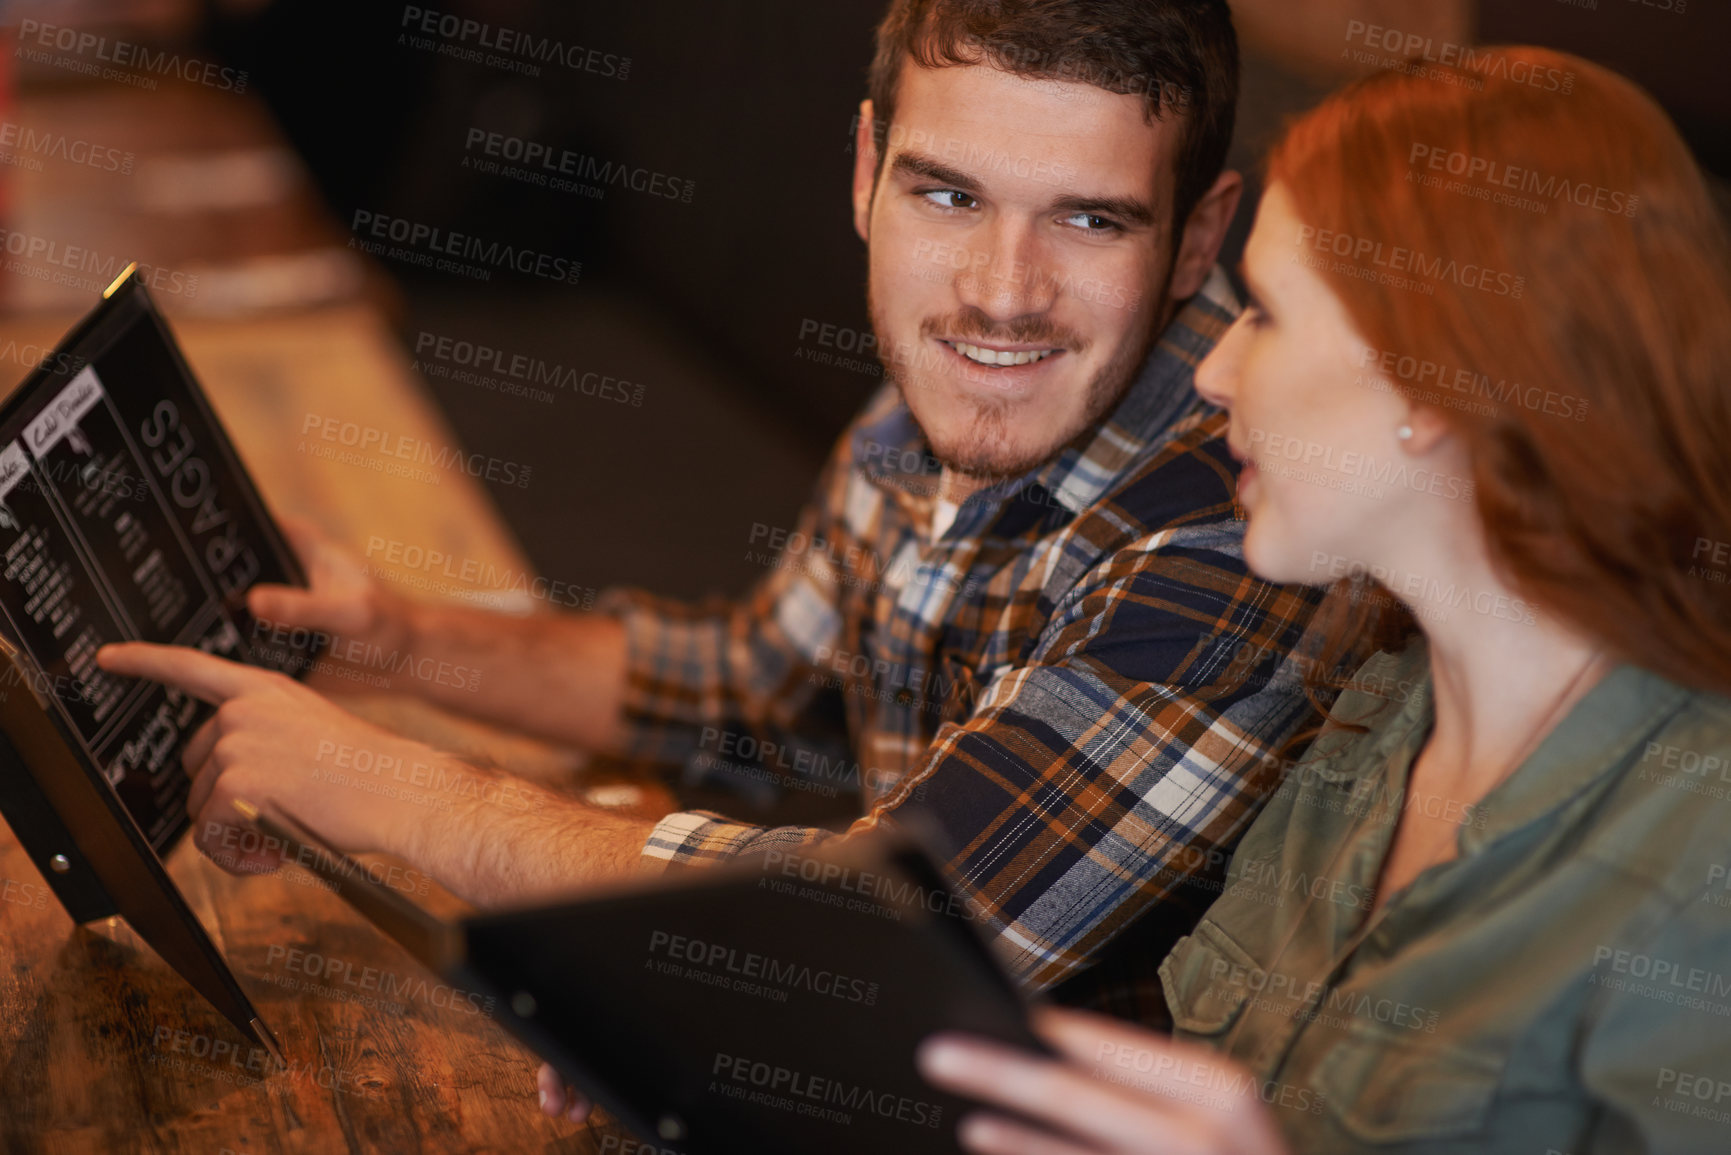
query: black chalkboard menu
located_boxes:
[0,264,314,1060]
[0,270,313,853]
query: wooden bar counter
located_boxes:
[0,301,626,1154]
[0,48,639,1155]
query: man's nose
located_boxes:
[951,218,1056,321]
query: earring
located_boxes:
[1396,424,1414,442]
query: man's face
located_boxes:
[853,63,1182,480]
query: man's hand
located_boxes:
[96,639,657,905]
[247,516,415,690]
[97,641,445,866]
[918,1008,1292,1155]
[242,517,630,752]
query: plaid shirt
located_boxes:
[598,267,1322,1017]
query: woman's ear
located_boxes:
[1402,404,1453,455]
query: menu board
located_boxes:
[0,296,311,854]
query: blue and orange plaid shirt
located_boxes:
[597,267,1323,1021]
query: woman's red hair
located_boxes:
[1270,47,1731,696]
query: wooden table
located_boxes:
[0,305,636,1155]
[0,45,647,1155]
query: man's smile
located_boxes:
[940,338,1063,367]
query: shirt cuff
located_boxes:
[639,809,835,873]
[594,585,720,767]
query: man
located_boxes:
[102,0,1318,1029]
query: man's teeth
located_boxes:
[950,341,1057,367]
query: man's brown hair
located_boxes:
[866,0,1240,240]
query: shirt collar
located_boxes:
[851,265,1242,516]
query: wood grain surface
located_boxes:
[0,301,629,1153]
[0,55,658,1155]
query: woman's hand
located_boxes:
[537,1062,592,1123]
[919,1007,1292,1155]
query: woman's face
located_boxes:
[1194,183,1455,588]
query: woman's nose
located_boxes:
[1193,313,1247,410]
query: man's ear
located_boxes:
[1168,169,1244,301]
[852,99,880,243]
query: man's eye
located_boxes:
[1245,304,1271,329]
[1062,212,1121,233]
[922,189,977,210]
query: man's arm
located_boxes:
[96,639,656,905]
[386,598,629,752]
[96,402,878,901]
[390,771,657,906]
[246,517,630,752]
[256,399,864,770]
[625,520,1322,993]
[102,515,1311,946]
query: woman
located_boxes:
[919,47,1731,1154]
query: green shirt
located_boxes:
[1160,639,1731,1153]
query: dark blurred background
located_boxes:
[10,0,1731,602]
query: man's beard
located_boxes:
[867,284,1167,484]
